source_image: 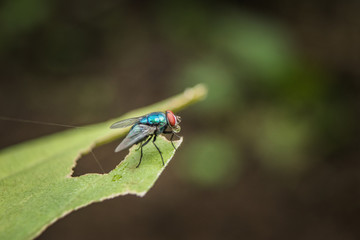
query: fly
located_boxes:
[110,110,181,168]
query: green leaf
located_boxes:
[0,84,207,240]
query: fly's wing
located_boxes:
[115,124,156,152]
[110,116,143,129]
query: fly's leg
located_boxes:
[163,130,181,138]
[136,135,152,151]
[152,135,164,166]
[141,135,152,148]
[163,130,178,150]
[137,143,143,168]
[170,133,176,150]
[136,136,153,168]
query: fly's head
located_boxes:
[165,110,181,133]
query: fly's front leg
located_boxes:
[163,130,178,150]
[163,130,181,138]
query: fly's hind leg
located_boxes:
[136,135,152,151]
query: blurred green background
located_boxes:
[1,0,359,239]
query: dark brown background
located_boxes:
[0,1,359,239]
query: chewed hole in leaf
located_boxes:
[72,133,184,177]
[71,141,127,176]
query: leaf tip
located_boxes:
[184,84,208,101]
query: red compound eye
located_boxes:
[166,110,176,126]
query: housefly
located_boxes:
[110,110,181,168]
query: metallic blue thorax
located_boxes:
[139,112,167,128]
